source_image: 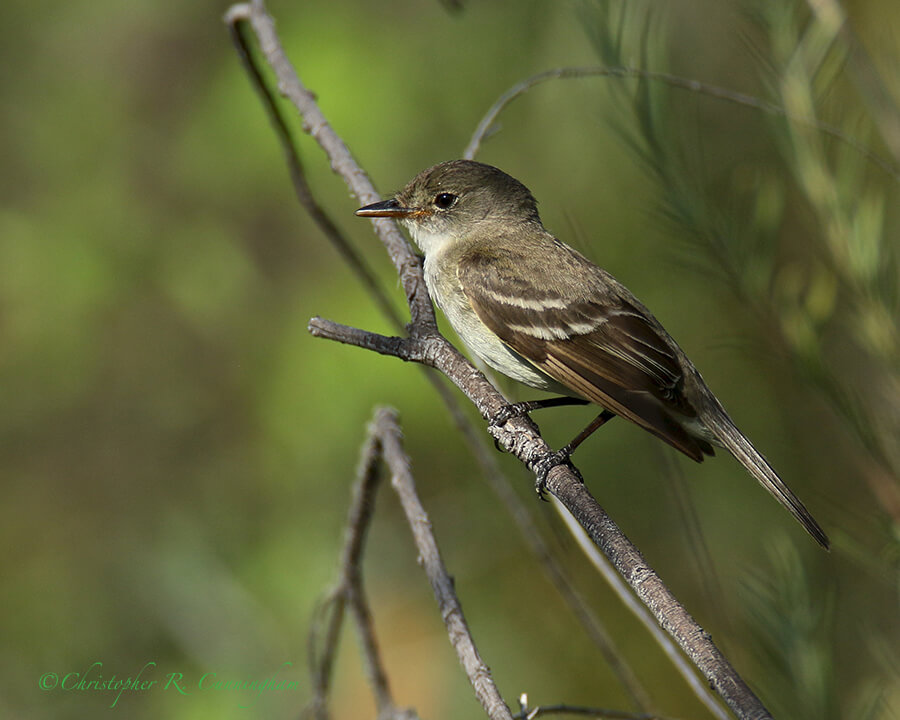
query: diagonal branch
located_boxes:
[225,1,435,329]
[228,18,662,709]
[227,11,406,330]
[312,407,687,720]
[552,501,728,720]
[309,408,513,720]
[226,3,775,718]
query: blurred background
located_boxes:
[2,0,898,718]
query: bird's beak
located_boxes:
[355,198,415,218]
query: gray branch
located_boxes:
[226,2,775,718]
[375,408,514,720]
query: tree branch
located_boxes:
[226,3,776,718]
[309,408,511,720]
[374,408,514,720]
[306,413,405,720]
[552,502,728,720]
[515,698,680,720]
[231,13,660,706]
[228,18,663,709]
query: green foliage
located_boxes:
[742,541,836,720]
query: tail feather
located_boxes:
[704,411,830,550]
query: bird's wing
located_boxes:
[458,244,712,461]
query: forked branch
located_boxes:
[307,407,512,720]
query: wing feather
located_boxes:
[458,243,712,461]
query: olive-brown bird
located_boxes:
[357,160,829,549]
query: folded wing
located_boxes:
[458,244,714,461]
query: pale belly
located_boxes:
[423,256,575,396]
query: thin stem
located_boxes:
[306,415,396,719]
[553,501,729,720]
[463,66,899,180]
[375,408,514,720]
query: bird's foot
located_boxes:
[489,400,545,429]
[489,402,546,452]
[534,448,583,499]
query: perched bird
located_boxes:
[357,159,829,549]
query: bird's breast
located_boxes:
[423,252,567,393]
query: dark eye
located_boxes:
[433,192,458,210]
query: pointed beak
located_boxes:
[355,198,414,218]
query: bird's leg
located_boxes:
[534,410,617,497]
[490,396,590,427]
[561,409,617,457]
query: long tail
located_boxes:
[703,410,830,550]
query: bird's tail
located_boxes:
[704,410,830,550]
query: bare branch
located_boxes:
[230,12,658,706]
[226,7,405,330]
[375,408,514,720]
[306,413,400,720]
[342,426,394,714]
[227,0,435,329]
[227,3,778,718]
[307,317,415,361]
[306,594,344,720]
[543,475,753,719]
[516,699,680,720]
[482,469,656,711]
[553,502,729,720]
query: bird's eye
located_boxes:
[433,192,458,210]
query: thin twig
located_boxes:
[477,453,655,711]
[306,594,344,720]
[342,427,395,714]
[306,414,400,720]
[462,66,899,180]
[226,1,435,329]
[543,474,750,719]
[375,408,514,720]
[227,12,405,330]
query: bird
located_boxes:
[356,159,829,549]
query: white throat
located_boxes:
[404,220,456,256]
